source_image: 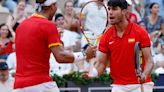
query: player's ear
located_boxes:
[122,9,127,15]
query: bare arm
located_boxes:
[96,51,109,76]
[50,45,74,63]
[6,15,17,28]
[50,45,96,63]
[140,47,154,83]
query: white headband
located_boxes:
[36,0,57,12]
[43,0,57,6]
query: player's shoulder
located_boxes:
[132,23,147,34]
[29,16,56,27]
[103,25,114,35]
[40,19,55,26]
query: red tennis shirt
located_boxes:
[99,22,152,84]
[14,14,62,88]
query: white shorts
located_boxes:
[111,82,154,92]
[13,81,60,92]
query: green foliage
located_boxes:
[63,72,91,85]
[52,71,158,87]
[52,74,67,87]
[151,72,158,82]
[52,71,112,86]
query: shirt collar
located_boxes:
[112,22,133,38]
[32,13,47,19]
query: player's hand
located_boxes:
[85,46,97,59]
[139,73,147,84]
[82,68,98,79]
[82,72,90,80]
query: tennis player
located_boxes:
[83,0,154,92]
[13,0,96,92]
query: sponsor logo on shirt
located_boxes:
[109,41,114,45]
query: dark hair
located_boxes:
[0,23,12,38]
[108,0,128,9]
[0,62,8,70]
[36,0,46,4]
[149,2,159,9]
[55,13,64,21]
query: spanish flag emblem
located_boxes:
[128,38,135,43]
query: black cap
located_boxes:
[0,62,8,70]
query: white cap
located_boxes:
[126,0,139,5]
[36,0,57,12]
[43,0,57,6]
[126,0,132,5]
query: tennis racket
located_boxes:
[134,42,144,92]
[79,0,108,46]
[79,1,108,76]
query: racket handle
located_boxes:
[141,84,144,92]
[138,77,144,92]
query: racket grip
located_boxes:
[141,84,144,92]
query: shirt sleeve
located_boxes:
[98,32,109,53]
[47,23,62,48]
[139,28,151,48]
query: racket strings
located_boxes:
[79,0,108,46]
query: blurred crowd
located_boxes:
[0,0,163,91]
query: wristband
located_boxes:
[73,52,86,62]
[89,67,98,77]
[81,49,86,56]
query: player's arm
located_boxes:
[96,51,109,76]
[83,51,109,78]
[138,25,154,83]
[48,23,96,63]
[140,47,154,83]
[50,45,96,63]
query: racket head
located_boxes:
[79,1,108,46]
[134,42,142,77]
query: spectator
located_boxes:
[144,0,164,18]
[55,13,81,52]
[6,0,27,32]
[142,2,164,34]
[6,52,16,70]
[126,3,138,23]
[0,62,13,92]
[63,0,79,33]
[150,31,162,54]
[0,24,14,60]
[154,43,164,75]
[131,0,144,22]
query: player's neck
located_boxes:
[115,19,129,32]
[37,12,49,19]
